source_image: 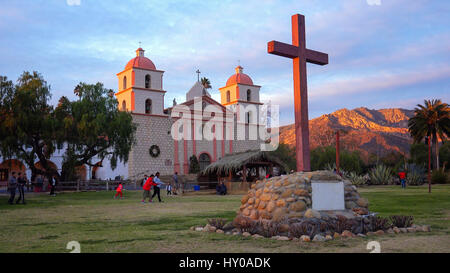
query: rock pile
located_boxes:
[237,170,369,221]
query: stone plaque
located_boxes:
[311,181,345,211]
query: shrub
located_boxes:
[389,215,414,228]
[369,164,393,185]
[405,163,425,185]
[347,172,367,186]
[232,216,259,234]
[288,220,320,238]
[431,169,448,184]
[189,155,200,174]
[257,220,281,238]
[207,218,227,230]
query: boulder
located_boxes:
[216,229,224,234]
[300,235,311,242]
[341,230,354,238]
[242,232,251,237]
[304,209,321,219]
[356,198,369,208]
[312,234,326,242]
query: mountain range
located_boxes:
[278,107,415,161]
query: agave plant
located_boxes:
[347,172,367,186]
[405,163,425,186]
[369,164,393,185]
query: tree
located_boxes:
[310,145,365,174]
[408,99,450,169]
[0,71,59,181]
[409,143,427,166]
[440,141,450,170]
[200,77,211,90]
[269,143,296,171]
[0,72,137,182]
[55,82,137,181]
[189,155,200,174]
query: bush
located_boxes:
[189,155,200,174]
[389,215,414,228]
[369,164,393,185]
[207,218,227,230]
[431,169,448,184]
[258,220,281,238]
[347,172,367,186]
[405,163,425,185]
[232,216,259,234]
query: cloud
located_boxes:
[66,0,81,6]
[366,0,381,6]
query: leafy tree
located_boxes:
[408,99,450,169]
[409,143,427,166]
[268,143,296,171]
[310,145,365,174]
[189,155,200,174]
[439,141,450,169]
[0,72,137,182]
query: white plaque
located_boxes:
[311,181,345,211]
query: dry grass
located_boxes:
[0,185,449,253]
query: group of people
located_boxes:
[114,172,181,203]
[6,172,57,204]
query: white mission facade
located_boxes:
[0,48,267,182]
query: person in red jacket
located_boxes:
[114,183,123,199]
[142,174,156,203]
[398,171,406,189]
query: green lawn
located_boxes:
[0,185,449,253]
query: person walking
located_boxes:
[7,172,17,205]
[172,172,179,195]
[16,172,26,204]
[49,176,56,196]
[35,175,43,193]
[142,174,155,203]
[114,182,123,199]
[398,170,407,189]
[151,172,165,202]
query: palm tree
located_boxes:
[200,77,211,90]
[408,99,450,170]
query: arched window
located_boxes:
[226,90,231,103]
[247,89,251,101]
[145,74,151,89]
[123,76,127,90]
[199,153,211,171]
[122,100,126,111]
[145,99,152,114]
[246,112,251,123]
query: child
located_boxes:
[166,183,172,196]
[398,171,406,189]
[114,182,123,199]
[142,174,156,203]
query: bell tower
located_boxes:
[115,48,166,115]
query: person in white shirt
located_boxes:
[151,172,165,202]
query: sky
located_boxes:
[0,0,449,125]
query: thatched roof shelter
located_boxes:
[202,150,288,176]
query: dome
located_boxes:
[226,65,253,86]
[124,48,156,70]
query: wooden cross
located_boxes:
[268,14,328,172]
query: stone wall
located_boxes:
[237,170,369,222]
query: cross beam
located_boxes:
[267,14,328,172]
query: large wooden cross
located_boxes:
[268,13,328,172]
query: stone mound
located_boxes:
[237,170,369,222]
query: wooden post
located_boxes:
[336,130,340,175]
[77,180,80,192]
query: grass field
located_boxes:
[0,185,449,253]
